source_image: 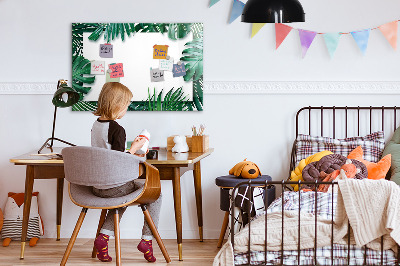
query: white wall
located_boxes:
[1,0,400,240]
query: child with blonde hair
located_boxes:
[91,82,161,263]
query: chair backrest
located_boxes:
[62,146,145,187]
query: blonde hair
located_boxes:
[93,82,133,120]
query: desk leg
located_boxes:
[20,165,34,259]
[56,178,64,241]
[193,161,203,242]
[172,167,183,261]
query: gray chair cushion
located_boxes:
[62,146,145,188]
[69,180,145,208]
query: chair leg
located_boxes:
[114,209,121,266]
[141,205,171,263]
[92,209,108,258]
[217,211,230,248]
[60,208,88,266]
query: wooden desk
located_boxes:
[10,147,213,261]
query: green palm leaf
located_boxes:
[72,55,95,94]
[135,23,168,33]
[191,23,203,39]
[88,23,134,43]
[140,87,190,111]
[180,33,203,81]
[72,23,100,56]
[168,23,192,40]
[87,23,169,43]
[192,77,203,111]
[72,101,97,112]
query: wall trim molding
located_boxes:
[0,83,56,94]
[204,81,400,94]
[1,81,400,95]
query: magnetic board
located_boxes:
[72,23,203,111]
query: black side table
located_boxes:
[215,175,275,248]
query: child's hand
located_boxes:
[134,149,149,157]
[129,137,147,155]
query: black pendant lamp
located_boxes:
[242,0,305,23]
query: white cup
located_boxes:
[135,129,150,154]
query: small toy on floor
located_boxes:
[1,192,44,247]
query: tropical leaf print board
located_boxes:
[72,23,203,111]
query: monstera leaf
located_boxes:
[72,55,95,94]
[168,23,192,40]
[180,34,203,81]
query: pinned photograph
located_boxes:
[150,68,165,82]
[99,44,113,58]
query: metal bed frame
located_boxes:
[230,106,400,266]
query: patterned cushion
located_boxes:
[295,131,385,166]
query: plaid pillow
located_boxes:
[295,131,385,166]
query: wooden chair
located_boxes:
[60,146,171,265]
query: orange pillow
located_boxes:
[347,146,391,180]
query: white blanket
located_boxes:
[213,179,400,266]
[335,178,400,251]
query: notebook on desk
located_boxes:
[30,153,63,159]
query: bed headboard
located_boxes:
[290,106,400,179]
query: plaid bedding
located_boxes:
[234,244,397,265]
[234,191,397,265]
[294,131,385,166]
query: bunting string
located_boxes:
[284,20,400,35]
[209,0,400,58]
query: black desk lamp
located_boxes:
[241,0,305,23]
[38,79,80,154]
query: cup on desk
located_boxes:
[127,141,157,159]
[146,150,158,160]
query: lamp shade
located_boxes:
[241,0,305,23]
[52,84,80,108]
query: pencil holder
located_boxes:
[191,135,209,153]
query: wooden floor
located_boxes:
[0,239,221,265]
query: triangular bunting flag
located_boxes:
[229,0,245,24]
[251,23,266,38]
[209,0,220,7]
[378,21,398,50]
[323,33,341,58]
[275,23,293,49]
[351,29,370,55]
[298,29,317,58]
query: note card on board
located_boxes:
[91,61,105,75]
[153,45,169,59]
[150,68,165,82]
[108,63,124,78]
[100,44,113,58]
[159,57,174,71]
[106,72,120,82]
[172,63,186,77]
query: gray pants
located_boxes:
[92,180,162,240]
